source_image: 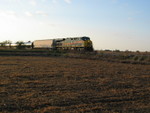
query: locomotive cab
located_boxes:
[81,37,90,41]
[82,37,93,51]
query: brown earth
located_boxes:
[0,56,150,113]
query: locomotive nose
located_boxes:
[84,40,92,47]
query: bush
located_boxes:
[16,41,25,49]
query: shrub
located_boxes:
[16,41,25,49]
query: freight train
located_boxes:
[0,36,93,51]
[33,36,93,51]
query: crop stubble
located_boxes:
[0,56,150,113]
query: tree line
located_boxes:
[0,40,32,49]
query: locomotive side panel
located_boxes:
[61,39,84,48]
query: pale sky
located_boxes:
[0,0,150,51]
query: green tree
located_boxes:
[0,40,12,47]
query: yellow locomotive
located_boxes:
[33,36,93,51]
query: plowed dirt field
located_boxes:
[0,56,150,113]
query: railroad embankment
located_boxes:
[0,49,150,65]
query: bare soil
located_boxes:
[0,56,150,113]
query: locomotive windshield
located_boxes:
[82,37,90,41]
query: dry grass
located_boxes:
[0,56,150,113]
